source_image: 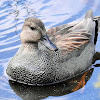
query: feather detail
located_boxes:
[55,30,91,53]
[47,21,92,54]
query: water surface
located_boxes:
[0,0,100,100]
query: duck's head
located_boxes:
[20,17,58,51]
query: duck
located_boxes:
[5,10,100,86]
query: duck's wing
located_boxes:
[47,10,95,54]
[55,29,91,53]
[47,20,80,37]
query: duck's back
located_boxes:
[47,10,95,55]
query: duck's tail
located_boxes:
[85,9,100,44]
[93,15,100,44]
[85,9,93,19]
[93,17,99,44]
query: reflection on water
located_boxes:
[94,75,100,88]
[0,0,100,100]
[9,68,94,100]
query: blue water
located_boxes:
[0,0,100,100]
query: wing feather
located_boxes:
[47,23,92,54]
[55,30,91,53]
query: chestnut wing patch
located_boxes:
[55,29,91,53]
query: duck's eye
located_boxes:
[30,26,36,30]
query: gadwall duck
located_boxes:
[5,10,99,85]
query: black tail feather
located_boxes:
[94,20,98,44]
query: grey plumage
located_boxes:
[6,10,98,85]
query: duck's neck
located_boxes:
[22,42,38,52]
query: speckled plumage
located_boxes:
[6,10,99,85]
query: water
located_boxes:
[0,0,100,100]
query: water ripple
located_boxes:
[0,0,100,100]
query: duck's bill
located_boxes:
[40,35,58,51]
